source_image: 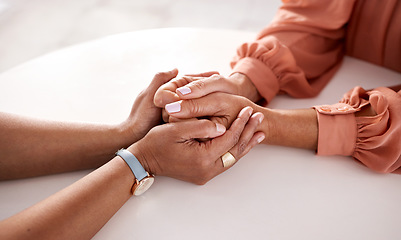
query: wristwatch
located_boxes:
[116,149,154,196]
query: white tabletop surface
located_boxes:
[0,28,400,240]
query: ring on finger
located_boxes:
[221,152,236,168]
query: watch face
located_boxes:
[133,177,154,196]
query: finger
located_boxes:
[162,109,170,123]
[214,112,265,170]
[169,116,198,123]
[210,106,254,156]
[148,69,179,93]
[176,74,237,99]
[185,71,220,77]
[154,76,195,107]
[170,119,227,140]
[164,94,229,118]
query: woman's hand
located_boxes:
[153,71,220,122]
[120,69,179,143]
[128,106,265,185]
[164,92,258,129]
[153,71,220,107]
[154,72,262,112]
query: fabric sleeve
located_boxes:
[314,86,401,173]
[231,0,356,103]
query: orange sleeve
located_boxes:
[231,0,356,103]
[314,87,401,173]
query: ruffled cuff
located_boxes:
[230,36,306,103]
[314,86,401,173]
[314,103,358,156]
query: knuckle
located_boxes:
[232,130,241,144]
[136,89,147,99]
[211,74,221,79]
[154,71,168,78]
[237,140,247,155]
[186,99,201,116]
[194,178,208,185]
[190,79,206,90]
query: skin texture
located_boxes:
[164,92,318,150]
[0,69,265,239]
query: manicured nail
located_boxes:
[257,135,265,143]
[165,101,181,113]
[177,86,191,95]
[216,123,226,133]
[238,107,253,118]
[255,112,264,124]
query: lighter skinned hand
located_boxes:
[153,70,220,108]
[154,72,262,115]
[164,92,260,129]
[128,106,265,185]
[153,70,220,122]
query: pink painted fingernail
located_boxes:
[177,86,191,95]
[165,101,181,113]
[256,113,264,124]
[239,107,253,118]
[257,135,265,143]
[216,123,226,133]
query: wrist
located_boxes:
[116,147,155,196]
[228,73,261,102]
[126,141,154,175]
[255,108,318,149]
[117,118,146,149]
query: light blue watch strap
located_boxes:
[116,149,147,181]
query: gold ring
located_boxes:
[221,152,236,168]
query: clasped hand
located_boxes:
[125,69,264,185]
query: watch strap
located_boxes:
[116,149,147,181]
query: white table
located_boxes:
[0,28,400,240]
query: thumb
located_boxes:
[164,94,227,118]
[172,119,227,140]
[176,74,237,99]
[149,68,179,93]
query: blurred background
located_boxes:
[0,0,281,73]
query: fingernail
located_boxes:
[165,101,181,113]
[257,135,265,143]
[216,123,226,133]
[177,86,191,95]
[256,113,264,124]
[239,107,253,118]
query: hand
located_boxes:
[128,107,265,185]
[153,70,219,122]
[164,92,258,129]
[154,72,261,114]
[120,69,179,143]
[153,71,220,108]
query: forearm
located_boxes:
[0,112,134,180]
[0,157,133,240]
[255,106,318,150]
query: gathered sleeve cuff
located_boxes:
[231,37,304,103]
[230,0,356,103]
[314,86,401,173]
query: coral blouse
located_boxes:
[231,0,401,173]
